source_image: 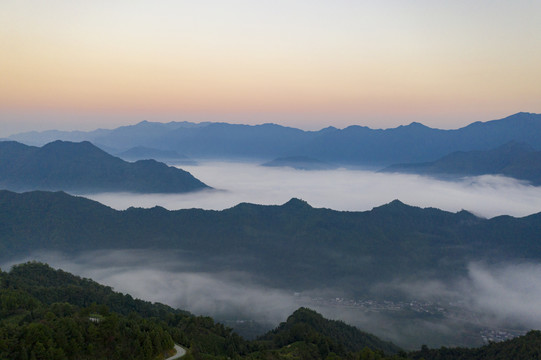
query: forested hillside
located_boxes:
[258,307,401,355]
[1,263,540,359]
[0,262,405,360]
[1,191,541,293]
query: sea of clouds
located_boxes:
[5,162,541,348]
[84,161,541,218]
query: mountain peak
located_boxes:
[43,139,95,148]
[396,121,430,130]
[387,199,407,207]
[371,199,416,212]
[41,139,102,151]
[283,198,312,208]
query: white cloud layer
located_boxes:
[84,162,541,218]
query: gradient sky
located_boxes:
[1,0,540,136]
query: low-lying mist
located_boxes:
[3,250,302,325]
[5,250,541,349]
[383,262,541,329]
[84,162,541,218]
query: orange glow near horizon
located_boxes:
[1,1,541,134]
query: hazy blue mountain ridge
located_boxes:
[261,156,338,170]
[7,112,541,166]
[0,140,209,193]
[382,141,541,185]
[115,146,197,164]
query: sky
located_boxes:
[1,0,541,136]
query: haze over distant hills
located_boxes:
[262,156,338,170]
[116,146,197,165]
[0,140,209,193]
[6,112,541,166]
[382,141,541,185]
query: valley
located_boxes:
[2,113,541,356]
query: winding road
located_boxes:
[165,344,187,360]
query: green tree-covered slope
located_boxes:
[0,262,406,360]
[1,262,540,360]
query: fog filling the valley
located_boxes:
[6,250,541,348]
[7,163,541,348]
[84,162,541,218]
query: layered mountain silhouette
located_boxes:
[7,112,541,166]
[381,141,541,185]
[0,140,209,193]
[2,190,540,293]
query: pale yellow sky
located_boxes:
[1,0,540,135]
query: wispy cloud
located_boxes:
[4,250,302,324]
[388,262,541,328]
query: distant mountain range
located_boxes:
[6,112,541,166]
[2,190,540,293]
[261,156,338,170]
[382,141,541,185]
[0,140,209,193]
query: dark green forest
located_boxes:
[2,190,541,294]
[0,262,405,360]
[1,263,540,360]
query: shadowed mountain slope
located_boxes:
[382,141,541,185]
[1,191,541,293]
[0,140,209,193]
